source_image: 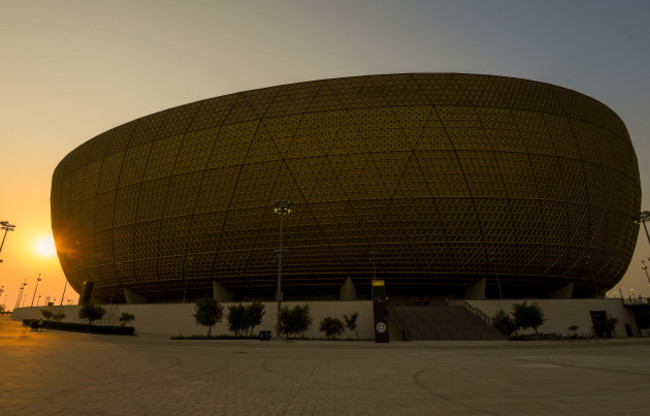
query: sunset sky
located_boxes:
[1,1,649,310]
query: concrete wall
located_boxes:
[12,301,374,339]
[468,299,639,337]
[12,298,641,339]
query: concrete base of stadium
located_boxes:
[11,298,641,339]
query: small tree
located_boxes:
[245,301,265,336]
[602,317,618,338]
[343,312,359,338]
[193,296,223,337]
[512,301,546,334]
[52,312,66,322]
[320,317,345,339]
[227,304,248,336]
[568,325,579,338]
[41,309,53,320]
[279,304,313,339]
[119,312,136,327]
[493,310,517,336]
[79,304,106,327]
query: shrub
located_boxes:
[52,312,66,322]
[245,301,265,336]
[227,304,248,336]
[41,309,53,320]
[119,312,136,327]
[193,297,223,336]
[343,312,359,338]
[279,304,313,339]
[79,304,106,326]
[512,301,546,334]
[493,310,517,336]
[320,317,345,339]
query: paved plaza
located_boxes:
[1,316,649,416]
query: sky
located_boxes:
[1,0,649,310]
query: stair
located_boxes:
[390,305,507,340]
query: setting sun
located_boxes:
[34,235,57,257]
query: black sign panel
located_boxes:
[372,280,389,343]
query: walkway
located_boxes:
[1,316,649,415]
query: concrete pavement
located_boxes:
[1,315,649,415]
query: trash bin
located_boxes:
[259,330,271,341]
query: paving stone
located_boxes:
[1,316,649,415]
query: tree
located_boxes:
[245,301,265,336]
[41,309,53,320]
[493,310,517,336]
[119,312,136,327]
[227,302,266,337]
[227,304,248,336]
[279,304,313,339]
[512,301,546,334]
[52,312,66,322]
[343,312,359,338]
[193,296,223,336]
[602,317,618,338]
[79,304,107,327]
[320,317,345,339]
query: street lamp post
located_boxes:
[274,200,291,338]
[635,211,650,246]
[31,273,42,307]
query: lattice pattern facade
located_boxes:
[51,73,641,302]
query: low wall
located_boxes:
[12,300,374,339]
[468,298,638,337]
[12,298,640,339]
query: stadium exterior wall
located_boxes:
[50,73,641,302]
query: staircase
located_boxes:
[390,305,507,340]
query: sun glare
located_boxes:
[34,235,57,258]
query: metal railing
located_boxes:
[386,300,410,341]
[448,298,493,327]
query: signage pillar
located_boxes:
[371,280,389,343]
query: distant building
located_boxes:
[51,73,640,304]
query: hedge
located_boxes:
[23,319,135,335]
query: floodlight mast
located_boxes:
[274,200,291,338]
[31,273,42,307]
[0,221,16,256]
[634,211,650,246]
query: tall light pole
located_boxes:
[642,261,650,284]
[31,273,42,307]
[0,221,16,256]
[635,211,650,246]
[182,257,193,303]
[59,280,68,312]
[15,280,26,310]
[274,200,291,337]
[370,250,378,280]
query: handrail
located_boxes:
[448,298,493,326]
[386,300,410,341]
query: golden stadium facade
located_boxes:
[51,73,641,303]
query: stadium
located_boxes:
[51,73,641,304]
